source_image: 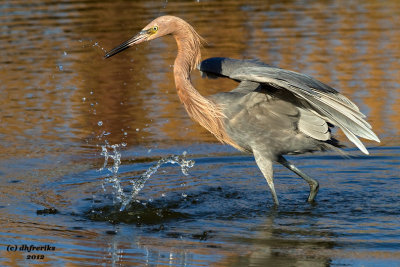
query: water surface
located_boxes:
[0,0,399,266]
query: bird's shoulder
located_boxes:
[199,57,341,96]
[199,57,273,79]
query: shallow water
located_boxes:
[0,0,399,266]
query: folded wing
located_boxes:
[200,57,380,154]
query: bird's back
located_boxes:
[200,57,379,156]
[210,82,337,158]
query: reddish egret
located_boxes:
[105,16,380,205]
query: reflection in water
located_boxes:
[222,213,333,267]
[0,0,399,266]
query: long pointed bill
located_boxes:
[104,30,149,58]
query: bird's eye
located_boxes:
[153,26,158,31]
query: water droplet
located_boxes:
[98,121,103,126]
[58,65,63,71]
[136,128,140,132]
[124,132,128,136]
[63,51,67,56]
[90,91,94,95]
[161,193,166,197]
[182,193,187,198]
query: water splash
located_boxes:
[132,153,193,195]
[99,142,127,204]
[98,144,195,211]
[120,152,195,211]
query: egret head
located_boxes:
[104,16,182,58]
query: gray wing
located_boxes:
[199,57,380,154]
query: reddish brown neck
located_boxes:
[170,26,242,151]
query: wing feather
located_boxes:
[199,57,380,154]
[229,66,380,154]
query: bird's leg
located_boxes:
[253,151,279,205]
[277,156,319,202]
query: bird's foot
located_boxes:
[307,181,319,202]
